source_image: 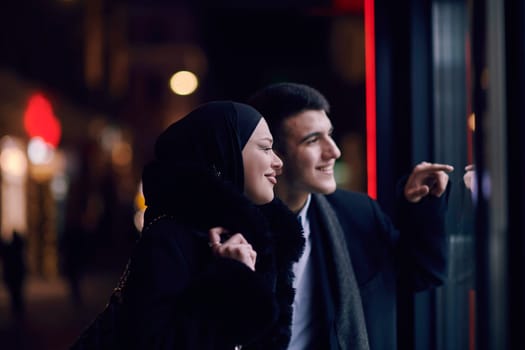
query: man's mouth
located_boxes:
[317,165,333,173]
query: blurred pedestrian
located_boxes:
[60,224,89,306]
[0,230,27,317]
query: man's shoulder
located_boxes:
[314,190,387,239]
[324,189,373,207]
[311,189,377,220]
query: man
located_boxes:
[247,82,453,350]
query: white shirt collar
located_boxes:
[296,194,312,238]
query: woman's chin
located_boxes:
[250,193,274,205]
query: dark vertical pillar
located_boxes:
[410,0,433,163]
[375,1,414,349]
[375,0,412,214]
[471,0,489,349]
[374,0,395,213]
[430,1,472,349]
[410,2,435,349]
[505,0,525,348]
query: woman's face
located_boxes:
[242,118,283,204]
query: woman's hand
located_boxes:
[208,227,257,271]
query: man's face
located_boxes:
[277,110,341,196]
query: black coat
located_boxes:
[312,187,449,350]
[121,171,304,350]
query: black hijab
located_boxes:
[142,101,263,223]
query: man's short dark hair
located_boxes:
[247,82,330,152]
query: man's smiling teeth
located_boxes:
[318,166,332,172]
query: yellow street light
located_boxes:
[169,70,198,95]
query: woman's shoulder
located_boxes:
[140,215,204,246]
[135,215,209,272]
[142,214,181,234]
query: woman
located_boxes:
[121,101,304,349]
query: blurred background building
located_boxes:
[0,0,523,349]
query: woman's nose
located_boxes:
[272,151,283,169]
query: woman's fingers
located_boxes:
[208,226,228,248]
[215,243,256,271]
[208,229,256,270]
[224,233,248,245]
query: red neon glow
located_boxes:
[364,0,377,199]
[309,0,363,16]
[333,0,363,12]
[23,93,61,147]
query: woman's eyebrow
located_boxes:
[258,137,273,143]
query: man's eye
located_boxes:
[306,137,318,144]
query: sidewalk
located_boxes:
[0,270,121,350]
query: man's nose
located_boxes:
[324,139,341,159]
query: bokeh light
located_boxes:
[0,142,28,177]
[468,113,476,131]
[27,137,55,165]
[169,70,199,95]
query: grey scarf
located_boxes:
[314,194,370,350]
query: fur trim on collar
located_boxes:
[246,199,305,350]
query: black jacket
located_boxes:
[121,171,304,350]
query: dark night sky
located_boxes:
[0,1,85,92]
[0,1,365,136]
[0,1,331,96]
